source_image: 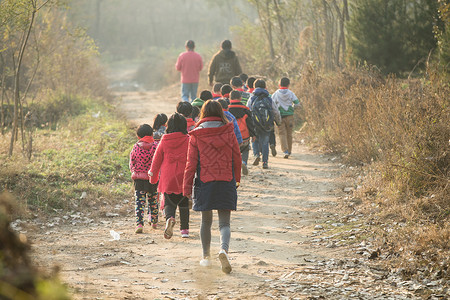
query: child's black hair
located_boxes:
[230,90,242,100]
[166,113,188,135]
[176,101,193,118]
[247,77,256,88]
[200,90,213,101]
[213,83,223,93]
[191,106,200,120]
[137,124,153,138]
[280,77,290,87]
[230,76,243,88]
[239,73,249,83]
[217,98,229,110]
[220,84,233,96]
[152,113,168,131]
[254,79,266,89]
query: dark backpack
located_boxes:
[251,94,274,133]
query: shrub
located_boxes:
[0,192,69,299]
[295,66,448,198]
[292,64,449,270]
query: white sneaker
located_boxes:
[180,229,189,238]
[218,249,232,274]
[199,257,211,267]
[164,217,175,239]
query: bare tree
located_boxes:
[252,0,275,59]
[331,0,349,67]
[7,0,50,157]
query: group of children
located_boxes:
[188,74,300,170]
[128,75,300,274]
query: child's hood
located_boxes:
[219,49,236,59]
[136,136,155,150]
[253,87,269,97]
[160,132,189,149]
[189,117,234,139]
[191,98,205,108]
[190,118,234,148]
[275,89,292,101]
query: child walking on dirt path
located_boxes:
[191,90,213,109]
[247,77,256,94]
[217,98,243,145]
[272,77,301,159]
[129,124,159,233]
[183,100,241,274]
[176,101,195,132]
[149,113,190,239]
[230,76,251,106]
[152,113,168,141]
[228,90,256,175]
[220,84,233,104]
[212,83,223,100]
[191,106,200,123]
[239,73,249,91]
[247,79,281,169]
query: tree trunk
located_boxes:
[255,0,275,59]
[322,0,333,70]
[9,1,36,157]
[331,0,347,67]
[273,0,289,57]
[265,0,275,59]
[0,54,6,136]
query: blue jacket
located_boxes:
[224,110,243,144]
[247,88,281,125]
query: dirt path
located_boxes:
[27,87,422,299]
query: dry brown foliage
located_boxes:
[291,65,449,272]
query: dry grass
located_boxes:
[0,99,134,217]
[292,65,449,274]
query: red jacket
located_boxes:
[149,132,189,194]
[186,117,196,132]
[183,117,242,197]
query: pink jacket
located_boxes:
[149,132,189,194]
[129,136,158,181]
[175,50,203,83]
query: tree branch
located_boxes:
[37,0,51,11]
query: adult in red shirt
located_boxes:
[183,100,241,274]
[176,40,203,102]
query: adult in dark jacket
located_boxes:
[183,100,241,274]
[208,40,242,86]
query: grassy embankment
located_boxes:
[290,65,449,277]
[0,93,134,217]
